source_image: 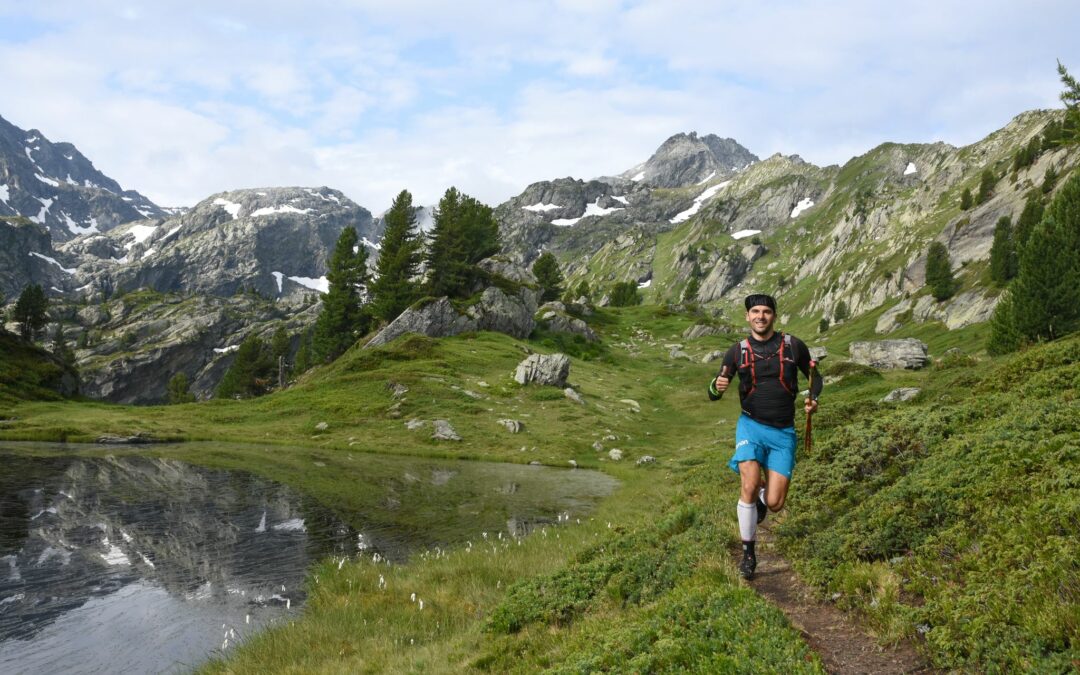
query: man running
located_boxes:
[708,294,822,580]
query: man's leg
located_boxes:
[736,460,761,579]
[764,469,790,512]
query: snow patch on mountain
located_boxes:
[523,202,562,212]
[669,181,731,224]
[288,276,330,293]
[213,198,242,220]
[62,212,99,235]
[631,171,645,182]
[904,162,918,175]
[790,198,814,218]
[35,173,60,187]
[731,229,762,240]
[251,205,312,217]
[29,251,76,274]
[31,197,53,224]
[0,185,9,206]
[611,195,629,205]
[552,198,626,226]
[124,224,157,249]
[271,271,284,293]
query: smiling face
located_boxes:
[745,304,776,339]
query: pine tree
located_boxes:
[1057,60,1080,145]
[167,373,196,403]
[369,189,423,323]
[425,188,500,298]
[312,227,371,362]
[271,326,290,363]
[1043,164,1059,194]
[818,318,830,333]
[959,188,973,211]
[294,329,313,374]
[926,242,957,302]
[988,169,1080,351]
[833,300,850,322]
[989,215,1017,285]
[11,284,48,340]
[216,333,273,399]
[572,280,591,301]
[976,169,997,205]
[682,276,700,303]
[609,281,642,307]
[1015,191,1045,251]
[51,323,76,370]
[532,252,564,302]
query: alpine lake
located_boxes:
[0,442,619,674]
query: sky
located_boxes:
[1,1,1078,212]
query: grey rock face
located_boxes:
[683,324,725,340]
[0,218,70,300]
[563,387,585,405]
[63,187,377,301]
[497,419,524,433]
[514,353,570,387]
[0,114,164,242]
[849,338,929,370]
[538,310,598,342]
[882,387,921,403]
[477,256,537,285]
[366,286,538,349]
[702,350,724,363]
[623,132,758,188]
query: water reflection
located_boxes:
[0,445,618,674]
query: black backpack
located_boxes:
[736,333,798,399]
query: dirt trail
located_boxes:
[744,524,936,675]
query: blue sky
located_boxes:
[1,1,1078,211]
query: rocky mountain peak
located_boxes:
[0,114,165,241]
[622,131,759,188]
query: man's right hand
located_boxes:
[714,367,731,392]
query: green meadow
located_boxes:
[1,305,1076,672]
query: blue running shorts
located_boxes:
[728,414,797,479]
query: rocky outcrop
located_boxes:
[536,302,598,342]
[882,387,921,403]
[875,291,1002,334]
[0,217,71,300]
[366,286,539,349]
[849,338,929,370]
[0,113,164,242]
[620,132,758,188]
[514,353,570,387]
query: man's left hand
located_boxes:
[804,398,819,415]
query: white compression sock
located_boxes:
[758,486,766,506]
[737,500,758,542]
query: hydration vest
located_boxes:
[737,333,799,399]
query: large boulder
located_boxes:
[849,338,929,370]
[514,353,570,387]
[366,286,538,348]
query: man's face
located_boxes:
[746,305,775,336]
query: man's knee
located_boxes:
[767,495,786,512]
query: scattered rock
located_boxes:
[564,387,585,405]
[431,419,461,441]
[568,459,578,468]
[597,294,611,307]
[636,455,656,466]
[95,433,160,444]
[387,383,409,398]
[529,460,543,465]
[314,421,329,431]
[669,346,690,360]
[682,324,725,340]
[702,350,724,363]
[882,388,921,403]
[608,448,624,461]
[619,399,641,412]
[808,346,828,361]
[405,418,426,430]
[849,338,929,370]
[602,434,617,441]
[514,353,570,387]
[497,419,524,433]
[592,441,604,451]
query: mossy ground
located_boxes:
[1,306,1076,672]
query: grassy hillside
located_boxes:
[1,307,1077,671]
[0,330,78,406]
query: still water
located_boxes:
[0,443,619,674]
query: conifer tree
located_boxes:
[369,189,423,323]
[989,215,1017,285]
[926,242,957,301]
[216,333,273,399]
[959,188,973,211]
[426,188,499,298]
[609,281,642,306]
[167,372,196,403]
[988,169,1080,351]
[294,329,314,374]
[833,299,850,322]
[572,280,591,301]
[1056,60,1080,145]
[1043,164,1059,194]
[1015,191,1044,251]
[976,169,997,205]
[312,227,371,362]
[532,252,564,302]
[11,284,48,341]
[51,323,77,370]
[682,276,700,303]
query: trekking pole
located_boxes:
[804,356,825,455]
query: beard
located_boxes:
[750,321,774,337]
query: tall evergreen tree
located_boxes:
[51,323,77,370]
[532,252,564,302]
[216,333,273,399]
[833,299,850,322]
[988,169,1080,351]
[976,169,997,205]
[926,242,957,301]
[959,187,973,211]
[426,187,499,298]
[989,215,1017,285]
[1056,60,1080,145]
[167,372,196,403]
[369,189,423,322]
[294,329,314,374]
[11,284,48,340]
[609,281,642,307]
[1043,164,1059,194]
[312,227,371,362]
[1015,191,1045,251]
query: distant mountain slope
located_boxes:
[0,114,166,241]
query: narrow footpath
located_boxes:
[744,524,937,675]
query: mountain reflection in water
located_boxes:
[0,445,618,674]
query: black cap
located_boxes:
[744,294,776,311]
